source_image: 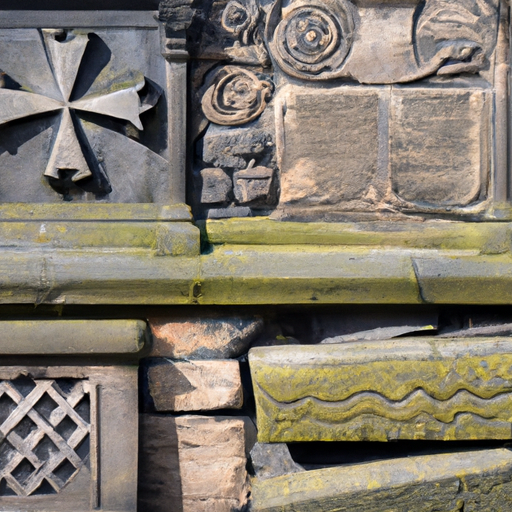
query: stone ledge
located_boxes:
[0,320,147,355]
[250,449,512,512]
[1,245,512,304]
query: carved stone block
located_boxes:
[0,365,138,512]
[390,89,491,207]
[250,338,512,442]
[193,0,508,220]
[278,87,379,208]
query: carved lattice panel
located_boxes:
[0,378,90,497]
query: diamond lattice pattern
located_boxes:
[0,378,90,496]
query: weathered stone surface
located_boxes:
[0,319,146,355]
[138,414,255,512]
[250,443,304,481]
[148,315,264,358]
[250,338,512,442]
[0,20,170,203]
[148,359,243,411]
[203,124,275,170]
[200,167,232,204]
[234,164,275,206]
[390,89,490,207]
[278,87,379,208]
[250,449,512,512]
[0,365,138,512]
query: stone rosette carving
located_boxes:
[266,0,355,80]
[201,66,273,126]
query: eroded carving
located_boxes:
[267,0,355,80]
[0,378,90,496]
[416,0,500,76]
[0,30,161,197]
[222,0,270,65]
[264,0,499,84]
[192,0,504,220]
[201,66,273,126]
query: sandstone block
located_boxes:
[148,315,264,359]
[278,87,379,207]
[390,89,490,207]
[148,359,243,411]
[250,338,512,442]
[139,414,255,512]
[251,449,512,511]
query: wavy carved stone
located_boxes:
[249,338,512,442]
[201,66,273,126]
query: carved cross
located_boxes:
[0,30,159,188]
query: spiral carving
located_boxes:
[201,66,273,126]
[222,0,259,45]
[267,0,354,80]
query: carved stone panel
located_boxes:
[191,0,507,221]
[0,366,138,512]
[0,12,176,204]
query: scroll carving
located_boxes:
[415,0,500,76]
[201,66,273,126]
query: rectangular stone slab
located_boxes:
[251,449,512,512]
[249,338,512,442]
[0,320,147,355]
[148,360,243,412]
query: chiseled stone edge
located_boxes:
[0,319,147,355]
[250,449,512,511]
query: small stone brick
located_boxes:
[148,359,243,412]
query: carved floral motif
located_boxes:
[266,0,354,80]
[201,66,273,126]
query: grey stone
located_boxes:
[0,319,146,355]
[203,124,274,170]
[0,16,171,204]
[0,365,139,512]
[207,206,253,218]
[200,167,232,204]
[250,443,304,481]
